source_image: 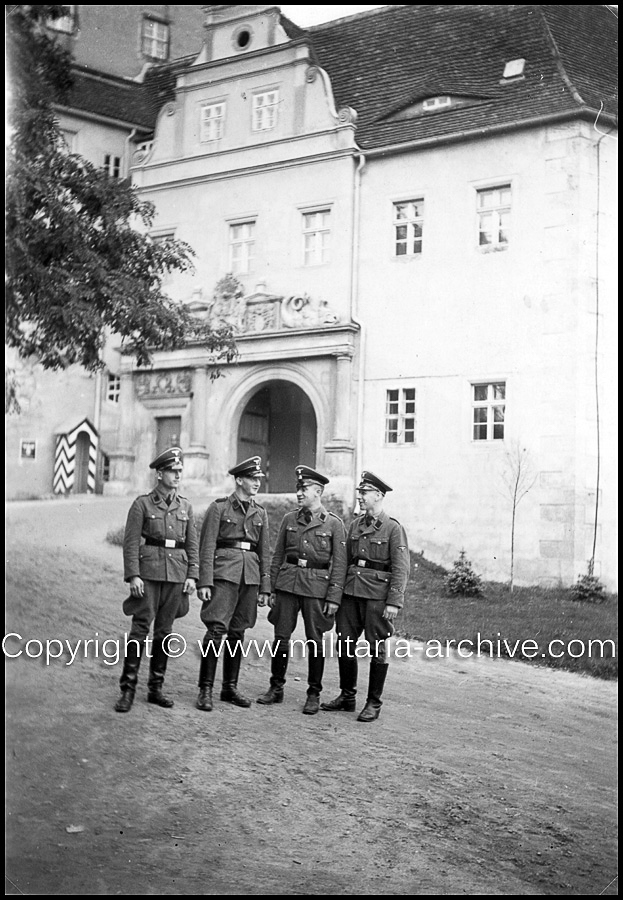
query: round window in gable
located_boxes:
[233,25,253,51]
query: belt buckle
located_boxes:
[357,559,367,567]
[298,559,308,568]
[240,541,251,551]
[164,539,176,549]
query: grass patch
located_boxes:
[106,505,617,681]
[396,552,617,681]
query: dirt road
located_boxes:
[5,497,618,895]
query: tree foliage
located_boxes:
[5,5,237,373]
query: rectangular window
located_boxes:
[229,221,256,275]
[303,209,331,266]
[477,185,511,248]
[141,18,169,61]
[107,374,121,404]
[423,96,451,111]
[20,440,37,460]
[200,102,226,143]
[472,382,506,441]
[47,6,76,33]
[393,200,424,256]
[103,154,122,178]
[252,90,279,131]
[385,388,416,444]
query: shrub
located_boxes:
[444,549,484,597]
[571,573,606,603]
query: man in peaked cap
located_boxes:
[195,456,271,711]
[257,464,348,715]
[114,447,199,713]
[321,470,410,722]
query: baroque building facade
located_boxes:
[6,5,618,590]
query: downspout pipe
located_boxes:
[350,150,367,509]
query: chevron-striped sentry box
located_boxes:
[53,418,99,494]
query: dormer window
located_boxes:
[200,102,226,143]
[141,17,169,61]
[422,96,451,111]
[252,90,279,132]
[502,59,526,80]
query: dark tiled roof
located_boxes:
[65,66,156,130]
[65,5,618,150]
[308,4,618,150]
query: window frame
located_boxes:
[384,386,417,446]
[476,183,512,251]
[19,439,37,460]
[103,153,122,178]
[141,17,170,61]
[300,206,332,268]
[106,374,121,404]
[199,101,227,144]
[227,219,257,276]
[471,381,506,442]
[251,88,280,132]
[392,198,425,258]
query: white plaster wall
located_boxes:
[355,122,617,589]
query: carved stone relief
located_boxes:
[135,370,193,399]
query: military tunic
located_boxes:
[337,510,410,657]
[122,488,199,641]
[198,493,271,637]
[268,505,348,645]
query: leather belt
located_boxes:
[354,558,391,572]
[286,555,330,570]
[144,537,185,549]
[217,539,258,552]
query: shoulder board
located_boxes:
[177,493,188,500]
[390,517,402,524]
[253,501,265,510]
[214,497,229,503]
[328,511,342,520]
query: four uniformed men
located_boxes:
[256,465,347,714]
[115,451,409,723]
[196,456,271,712]
[115,446,199,713]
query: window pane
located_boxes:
[493,384,505,400]
[474,385,487,402]
[395,204,408,220]
[493,424,504,440]
[493,406,505,423]
[474,424,487,440]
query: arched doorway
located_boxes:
[237,381,317,492]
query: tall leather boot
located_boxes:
[196,641,220,712]
[114,640,143,713]
[221,636,252,708]
[147,638,174,708]
[357,660,388,722]
[303,651,324,715]
[257,639,289,705]
[320,654,358,712]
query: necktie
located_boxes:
[166,493,173,506]
[240,500,249,514]
[365,514,374,527]
[303,508,312,524]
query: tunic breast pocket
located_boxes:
[145,514,166,538]
[285,526,299,551]
[369,538,389,561]
[247,516,263,541]
[314,531,332,552]
[175,512,188,540]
